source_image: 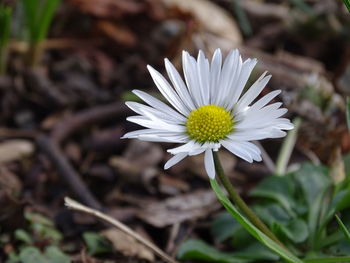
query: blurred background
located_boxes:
[0,0,349,262]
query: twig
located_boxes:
[52,102,128,144]
[65,197,180,263]
[37,135,102,209]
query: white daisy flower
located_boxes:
[122,49,294,179]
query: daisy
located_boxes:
[122,49,294,179]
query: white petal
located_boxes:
[127,116,185,132]
[133,90,185,121]
[167,140,202,155]
[216,50,240,106]
[164,153,187,169]
[235,72,271,110]
[164,58,196,110]
[210,49,222,104]
[204,149,215,178]
[237,141,262,161]
[229,129,271,141]
[222,140,253,163]
[249,90,282,112]
[147,65,190,115]
[227,58,258,110]
[197,50,210,105]
[183,51,202,107]
[138,134,188,143]
[125,101,185,124]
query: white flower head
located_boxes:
[122,49,294,179]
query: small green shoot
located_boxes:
[0,5,12,75]
[230,0,252,37]
[343,0,350,12]
[21,0,61,67]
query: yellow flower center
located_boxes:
[186,105,234,143]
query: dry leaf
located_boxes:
[0,140,34,164]
[101,228,155,261]
[138,190,220,227]
[162,0,242,45]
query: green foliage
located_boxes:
[178,239,278,263]
[209,178,303,263]
[21,0,61,43]
[14,246,70,263]
[83,232,112,255]
[180,162,350,263]
[25,212,63,244]
[6,212,70,263]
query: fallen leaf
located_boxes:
[101,228,155,261]
[161,0,242,45]
[138,190,220,227]
[0,139,34,164]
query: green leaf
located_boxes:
[44,246,71,263]
[335,215,350,243]
[210,179,303,263]
[253,203,290,226]
[211,213,242,242]
[15,229,33,244]
[273,218,309,243]
[83,232,112,255]
[177,239,250,263]
[19,247,47,263]
[250,175,297,216]
[178,239,279,263]
[294,164,331,246]
[253,203,308,243]
[328,239,350,255]
[25,212,54,226]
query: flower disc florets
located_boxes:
[186,105,234,143]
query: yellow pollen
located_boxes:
[186,105,234,143]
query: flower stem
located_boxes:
[212,151,284,247]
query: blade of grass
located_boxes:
[210,179,303,263]
[37,0,60,41]
[21,0,61,67]
[335,214,350,243]
[304,256,350,263]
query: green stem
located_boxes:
[0,46,8,75]
[212,151,284,247]
[275,117,302,176]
